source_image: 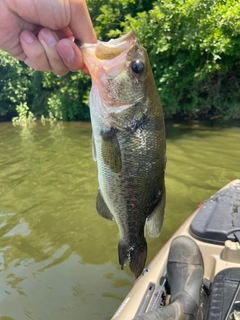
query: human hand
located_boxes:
[0,0,96,75]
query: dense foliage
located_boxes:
[123,0,240,119]
[0,52,32,119]
[0,0,240,121]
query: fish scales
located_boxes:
[81,31,166,278]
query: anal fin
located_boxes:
[146,187,166,238]
[96,190,114,221]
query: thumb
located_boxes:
[69,0,96,44]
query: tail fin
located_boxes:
[118,239,147,278]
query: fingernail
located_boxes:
[58,44,75,61]
[21,31,35,44]
[41,29,57,47]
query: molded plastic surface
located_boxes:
[190,180,240,245]
[207,268,240,320]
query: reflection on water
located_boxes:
[0,120,239,319]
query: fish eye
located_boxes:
[131,60,144,75]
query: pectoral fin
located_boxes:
[96,190,114,221]
[100,128,122,173]
[146,187,166,238]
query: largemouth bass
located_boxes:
[81,31,166,278]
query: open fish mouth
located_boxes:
[81,31,137,81]
[94,31,136,60]
[82,30,136,60]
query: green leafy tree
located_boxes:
[35,71,91,121]
[1,0,240,121]
[121,0,240,118]
[88,0,153,39]
[0,51,32,118]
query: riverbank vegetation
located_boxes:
[1,0,240,122]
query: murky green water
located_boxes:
[0,120,239,319]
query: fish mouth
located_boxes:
[81,30,136,60]
[81,31,136,80]
[94,31,136,60]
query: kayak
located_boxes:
[112,179,240,320]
